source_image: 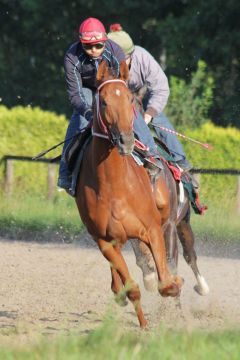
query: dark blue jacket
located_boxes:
[64,39,125,119]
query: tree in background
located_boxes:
[0,0,239,128]
[166,61,214,129]
[155,0,240,128]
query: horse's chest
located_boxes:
[90,198,128,224]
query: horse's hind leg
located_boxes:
[131,239,158,292]
[177,210,209,295]
[98,238,147,328]
[163,221,182,308]
[131,221,179,293]
[163,221,179,275]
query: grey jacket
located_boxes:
[128,45,170,118]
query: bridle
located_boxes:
[92,79,135,146]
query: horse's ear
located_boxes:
[119,61,129,81]
[96,61,109,82]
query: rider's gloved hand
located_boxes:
[84,109,93,123]
[144,113,152,124]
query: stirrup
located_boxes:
[144,157,163,178]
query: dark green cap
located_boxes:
[108,30,135,56]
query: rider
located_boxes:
[107,24,192,172]
[58,17,163,193]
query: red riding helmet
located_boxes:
[79,17,108,44]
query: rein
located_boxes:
[92,79,134,145]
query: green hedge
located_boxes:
[0,105,67,194]
[183,122,240,204]
[0,106,239,204]
[165,60,214,129]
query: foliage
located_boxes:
[165,60,214,129]
[0,105,67,193]
[0,105,239,203]
[0,193,83,241]
[0,0,164,117]
[158,0,240,128]
[183,122,240,204]
[0,192,239,244]
[0,319,240,359]
[0,1,239,127]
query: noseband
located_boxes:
[92,79,135,146]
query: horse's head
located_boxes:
[94,61,135,155]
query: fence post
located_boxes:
[237,176,240,215]
[4,159,14,196]
[47,163,55,200]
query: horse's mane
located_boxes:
[96,60,129,85]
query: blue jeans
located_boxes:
[58,89,93,188]
[152,113,186,162]
[133,110,159,156]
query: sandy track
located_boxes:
[0,233,239,345]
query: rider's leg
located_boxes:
[58,88,93,190]
[151,113,192,171]
[133,110,163,172]
[57,112,89,190]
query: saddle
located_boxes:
[64,127,92,172]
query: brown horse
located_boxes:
[75,61,183,328]
[130,92,209,297]
[130,167,210,297]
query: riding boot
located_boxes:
[175,158,199,189]
[191,174,199,190]
[176,158,193,173]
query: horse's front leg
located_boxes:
[97,238,147,328]
[110,266,128,306]
[147,224,184,297]
[177,212,209,296]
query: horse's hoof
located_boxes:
[159,282,180,297]
[194,283,210,296]
[140,319,148,329]
[143,272,158,292]
[159,276,184,298]
[194,275,209,296]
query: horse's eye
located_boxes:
[101,99,107,107]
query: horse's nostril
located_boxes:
[120,133,134,145]
[120,135,125,145]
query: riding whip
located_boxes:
[150,124,213,150]
[32,126,89,160]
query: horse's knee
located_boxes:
[126,282,141,302]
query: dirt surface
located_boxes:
[0,232,239,346]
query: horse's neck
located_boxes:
[91,140,126,185]
[91,115,129,188]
